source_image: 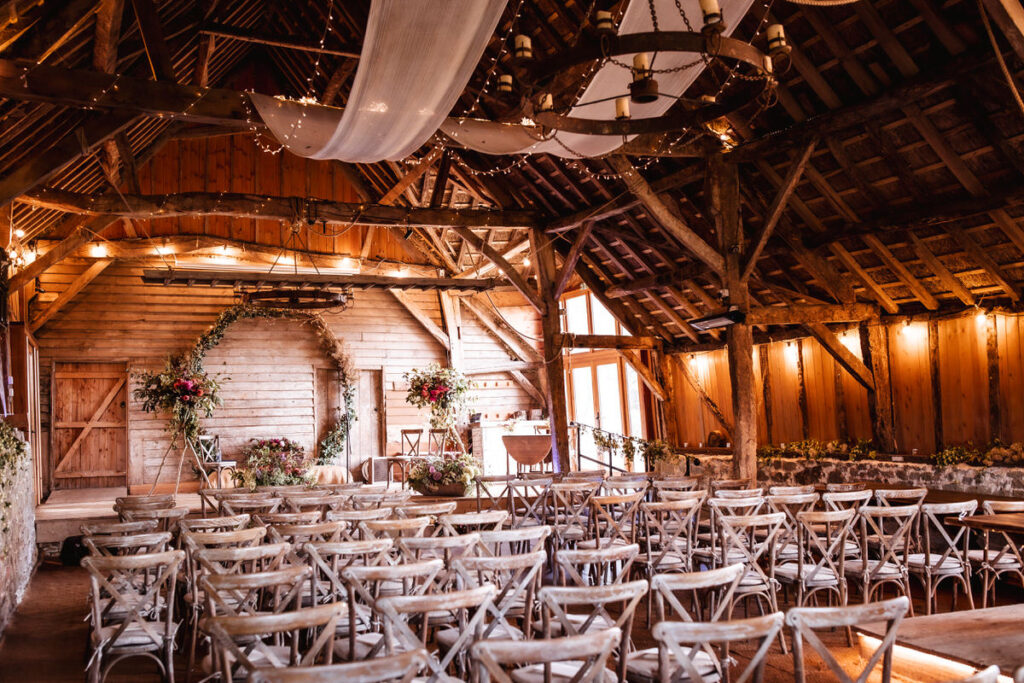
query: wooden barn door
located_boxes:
[50,362,128,489]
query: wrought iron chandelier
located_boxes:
[499,1,788,141]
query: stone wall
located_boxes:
[660,453,1024,498]
[0,443,35,638]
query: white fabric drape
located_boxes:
[252,0,507,163]
[441,0,755,157]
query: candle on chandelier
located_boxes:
[537,93,553,112]
[766,23,789,56]
[632,52,651,81]
[615,97,630,120]
[595,10,615,34]
[699,0,723,29]
[514,35,533,60]
[497,74,513,94]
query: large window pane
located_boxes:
[625,366,643,439]
[564,296,589,335]
[590,294,617,335]
[571,367,596,462]
[596,363,624,470]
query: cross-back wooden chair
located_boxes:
[255,484,316,495]
[376,584,497,683]
[584,490,646,549]
[766,493,820,565]
[473,628,622,683]
[255,511,323,528]
[221,495,282,517]
[909,500,977,614]
[653,612,784,683]
[186,541,291,671]
[626,564,745,682]
[478,525,552,557]
[826,482,867,493]
[267,521,348,564]
[398,533,484,590]
[452,548,546,644]
[786,595,909,683]
[698,496,765,569]
[84,531,173,557]
[302,538,394,630]
[82,549,184,683]
[202,602,345,682]
[549,481,600,554]
[777,508,856,610]
[120,506,189,533]
[507,476,554,529]
[711,479,754,493]
[969,499,1024,607]
[557,542,640,587]
[768,485,815,495]
[714,488,764,500]
[361,516,432,540]
[652,477,700,498]
[426,428,449,456]
[874,488,927,506]
[113,494,175,516]
[280,492,347,515]
[401,429,424,457]
[81,520,158,537]
[845,505,917,613]
[822,490,873,512]
[603,474,650,494]
[206,489,273,514]
[336,559,445,661]
[475,474,514,514]
[659,489,708,503]
[437,510,509,536]
[714,511,785,641]
[392,500,458,521]
[638,498,701,576]
[325,507,392,540]
[248,649,430,683]
[538,579,648,682]
[200,566,312,621]
[179,514,250,535]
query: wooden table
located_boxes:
[948,512,1024,533]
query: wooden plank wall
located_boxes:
[124,135,415,261]
[32,261,540,490]
[669,314,1024,454]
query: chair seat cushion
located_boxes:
[904,553,966,572]
[511,660,617,683]
[775,563,840,586]
[844,559,903,578]
[92,621,179,650]
[437,621,523,649]
[625,646,719,682]
[333,632,402,660]
[966,549,1021,567]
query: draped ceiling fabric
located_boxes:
[252,0,507,163]
[441,0,755,158]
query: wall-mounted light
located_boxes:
[90,243,108,258]
[975,310,989,326]
[784,341,799,367]
[900,320,927,343]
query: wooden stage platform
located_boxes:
[857,604,1023,680]
[35,487,203,544]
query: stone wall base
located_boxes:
[658,454,1024,498]
[0,446,36,638]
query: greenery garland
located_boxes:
[0,421,27,538]
[137,304,357,462]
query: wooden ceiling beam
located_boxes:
[861,234,939,310]
[907,232,976,306]
[946,227,1021,302]
[829,243,900,314]
[30,258,112,333]
[554,333,660,350]
[553,221,594,299]
[981,0,1024,62]
[140,268,496,291]
[747,303,880,326]
[199,23,361,59]
[609,155,724,275]
[92,0,125,73]
[19,188,541,229]
[605,262,709,299]
[128,0,175,81]
[803,322,874,391]
[453,227,543,313]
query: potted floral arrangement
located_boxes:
[406,452,480,497]
[133,354,222,443]
[233,437,314,490]
[404,363,471,453]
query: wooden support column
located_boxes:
[657,350,680,445]
[986,314,1002,443]
[928,319,943,451]
[709,154,756,481]
[530,226,570,473]
[860,322,896,452]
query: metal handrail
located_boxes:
[570,421,693,476]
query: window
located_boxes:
[561,289,650,471]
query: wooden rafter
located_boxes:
[453,227,543,313]
[388,289,450,350]
[30,259,111,333]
